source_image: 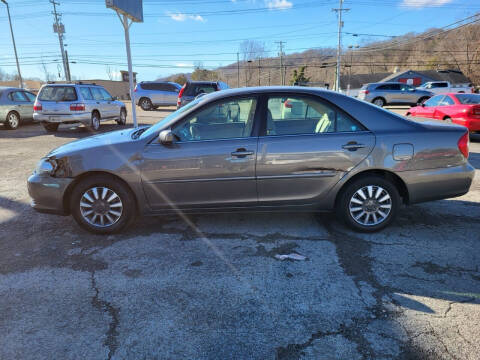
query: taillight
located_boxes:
[177,85,185,106]
[70,103,85,111]
[134,86,137,92]
[471,106,480,116]
[361,89,370,94]
[457,132,469,159]
[33,102,42,111]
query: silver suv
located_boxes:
[134,81,181,110]
[358,82,433,107]
[33,83,127,132]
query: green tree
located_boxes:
[290,66,310,85]
[191,68,219,81]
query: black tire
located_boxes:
[42,123,59,132]
[90,111,100,131]
[70,174,136,234]
[336,175,400,232]
[5,111,20,130]
[372,97,385,107]
[116,108,127,125]
[417,97,429,105]
[140,98,152,111]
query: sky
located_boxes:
[0,0,479,82]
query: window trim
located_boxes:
[259,92,369,137]
[147,94,261,145]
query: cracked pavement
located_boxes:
[0,107,479,359]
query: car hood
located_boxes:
[47,128,135,158]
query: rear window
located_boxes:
[185,83,217,97]
[455,94,480,105]
[38,86,77,101]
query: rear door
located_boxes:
[256,94,375,205]
[99,88,117,118]
[90,87,109,118]
[433,94,455,119]
[414,95,444,118]
[21,91,36,120]
[164,83,179,105]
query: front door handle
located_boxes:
[231,149,254,157]
[342,142,366,151]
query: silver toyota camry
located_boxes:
[27,87,475,234]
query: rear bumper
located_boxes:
[452,117,480,132]
[401,163,475,204]
[33,112,91,124]
[27,173,73,215]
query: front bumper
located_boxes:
[27,173,74,215]
[33,112,91,124]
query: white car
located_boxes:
[416,81,473,95]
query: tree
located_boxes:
[173,74,188,85]
[239,40,266,86]
[290,66,310,85]
[191,68,218,81]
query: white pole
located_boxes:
[122,14,137,128]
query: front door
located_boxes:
[415,95,444,118]
[256,95,375,205]
[140,97,259,209]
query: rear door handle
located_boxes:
[231,149,254,157]
[342,143,366,151]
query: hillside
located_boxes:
[166,18,480,88]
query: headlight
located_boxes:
[35,158,57,175]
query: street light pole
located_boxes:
[1,0,23,88]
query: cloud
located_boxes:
[401,0,453,8]
[167,12,205,22]
[175,63,194,68]
[266,0,293,10]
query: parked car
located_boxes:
[0,86,37,130]
[28,86,474,234]
[416,81,474,95]
[358,82,433,107]
[33,82,127,132]
[406,93,480,135]
[134,81,181,111]
[177,81,229,108]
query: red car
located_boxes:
[407,93,480,133]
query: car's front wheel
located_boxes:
[70,175,136,234]
[372,97,385,107]
[116,108,127,125]
[5,111,20,130]
[336,176,400,232]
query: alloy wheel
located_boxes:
[79,187,123,227]
[373,99,384,107]
[349,185,392,226]
[92,114,100,130]
[8,113,19,128]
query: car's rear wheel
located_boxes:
[5,111,20,130]
[116,108,127,125]
[140,98,152,111]
[336,176,400,232]
[70,175,136,234]
[372,97,385,107]
[90,111,100,131]
[42,123,59,132]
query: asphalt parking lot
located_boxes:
[0,105,479,360]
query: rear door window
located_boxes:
[23,91,36,102]
[99,88,113,101]
[266,96,365,136]
[38,86,77,101]
[79,87,94,100]
[9,91,28,102]
[90,87,104,101]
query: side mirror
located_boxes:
[158,130,174,145]
[421,103,426,107]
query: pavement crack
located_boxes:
[90,272,120,360]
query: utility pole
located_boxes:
[1,0,22,88]
[237,52,240,88]
[333,0,349,92]
[275,41,285,85]
[65,50,71,81]
[50,0,69,81]
[258,58,261,86]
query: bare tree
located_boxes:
[40,59,54,82]
[239,40,267,86]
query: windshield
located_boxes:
[455,94,480,105]
[140,97,202,139]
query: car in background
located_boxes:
[177,81,229,108]
[33,82,127,132]
[416,81,473,95]
[406,93,480,136]
[134,81,181,111]
[28,86,474,234]
[358,82,433,107]
[0,86,37,130]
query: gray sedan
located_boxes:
[0,86,36,130]
[27,87,475,234]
